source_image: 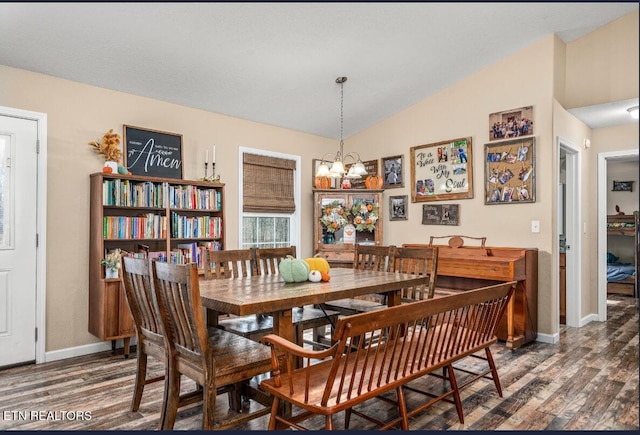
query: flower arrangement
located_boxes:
[351,201,379,232]
[101,248,123,272]
[319,201,351,233]
[88,129,122,162]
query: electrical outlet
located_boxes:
[531,220,540,233]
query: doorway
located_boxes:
[0,106,47,367]
[557,138,581,328]
[597,149,639,321]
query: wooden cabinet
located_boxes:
[313,189,384,268]
[606,212,638,297]
[88,173,225,354]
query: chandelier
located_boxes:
[315,76,367,179]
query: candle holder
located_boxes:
[201,162,220,182]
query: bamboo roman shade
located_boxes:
[243,153,296,214]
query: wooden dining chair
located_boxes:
[151,261,272,430]
[321,244,397,315]
[120,256,201,429]
[203,248,253,280]
[392,245,439,302]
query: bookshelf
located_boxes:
[88,172,226,355]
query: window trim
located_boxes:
[238,146,300,251]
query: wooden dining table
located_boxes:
[198,268,430,345]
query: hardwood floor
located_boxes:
[1,295,637,430]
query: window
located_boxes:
[239,148,300,250]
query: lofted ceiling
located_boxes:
[0,2,637,138]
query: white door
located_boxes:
[0,115,38,367]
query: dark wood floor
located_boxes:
[1,295,637,431]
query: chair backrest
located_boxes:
[121,256,164,345]
[392,246,439,301]
[353,244,396,272]
[253,246,297,276]
[204,248,254,280]
[152,261,208,378]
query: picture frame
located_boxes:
[382,155,404,189]
[484,137,535,205]
[421,204,459,226]
[612,181,634,192]
[123,125,183,179]
[489,105,534,142]
[312,158,337,189]
[346,159,379,189]
[410,137,473,203]
[389,195,408,221]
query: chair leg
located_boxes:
[447,364,464,424]
[268,397,280,430]
[228,383,242,411]
[344,407,352,429]
[325,414,333,430]
[397,386,409,430]
[202,376,217,430]
[157,363,170,430]
[485,347,503,397]
[162,364,181,430]
[131,349,147,412]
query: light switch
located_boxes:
[531,220,540,233]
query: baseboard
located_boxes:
[44,337,138,363]
[579,313,599,327]
[535,332,559,344]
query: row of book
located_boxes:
[103,214,167,239]
[116,241,223,268]
[102,179,222,212]
[102,179,166,208]
[168,185,222,211]
[170,213,223,239]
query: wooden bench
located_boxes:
[260,281,516,430]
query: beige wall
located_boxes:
[0,10,637,355]
[350,36,558,335]
[563,10,639,108]
[0,64,335,351]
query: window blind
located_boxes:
[243,153,296,214]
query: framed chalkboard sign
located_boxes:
[123,125,183,179]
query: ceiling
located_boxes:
[0,2,637,138]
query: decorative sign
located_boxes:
[410,137,473,202]
[124,125,183,179]
[422,204,459,226]
[347,159,379,189]
[484,137,535,204]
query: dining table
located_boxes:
[198,267,430,346]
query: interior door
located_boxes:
[0,115,38,367]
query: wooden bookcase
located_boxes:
[313,189,384,268]
[88,173,226,355]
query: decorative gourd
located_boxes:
[117,165,129,175]
[102,166,113,174]
[304,257,331,274]
[308,270,322,282]
[320,271,331,282]
[314,176,331,189]
[278,255,310,282]
[365,174,383,189]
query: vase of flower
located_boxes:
[103,160,118,173]
[105,268,118,279]
[102,248,122,280]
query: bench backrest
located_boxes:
[273,281,515,408]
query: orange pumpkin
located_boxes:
[365,174,383,189]
[320,271,331,282]
[315,176,331,189]
[103,166,113,174]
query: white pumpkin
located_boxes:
[308,270,322,282]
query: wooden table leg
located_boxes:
[272,309,294,419]
[206,308,220,328]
